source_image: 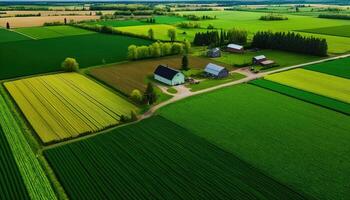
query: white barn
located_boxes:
[154,65,185,86]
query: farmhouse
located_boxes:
[207,48,221,58]
[204,63,229,78]
[154,65,185,86]
[252,55,275,66]
[227,44,244,53]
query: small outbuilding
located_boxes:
[204,63,229,78]
[252,55,275,66]
[227,44,244,53]
[207,47,221,58]
[154,65,185,86]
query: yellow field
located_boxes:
[265,69,350,104]
[4,73,137,144]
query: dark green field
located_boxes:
[303,57,350,79]
[250,79,350,115]
[0,33,151,80]
[86,19,147,27]
[297,25,350,38]
[159,84,350,200]
[0,126,29,200]
[0,28,30,43]
[44,116,308,200]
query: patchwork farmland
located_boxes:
[44,116,308,200]
[5,73,137,144]
[303,57,350,79]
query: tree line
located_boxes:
[318,14,350,20]
[252,31,328,56]
[128,41,191,60]
[259,14,288,21]
[193,28,247,46]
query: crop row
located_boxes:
[0,92,56,200]
[5,73,137,144]
[44,116,307,200]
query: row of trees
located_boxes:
[318,14,350,20]
[130,83,157,105]
[177,22,201,29]
[182,14,216,20]
[259,14,288,21]
[252,31,328,56]
[193,28,248,46]
[128,41,191,60]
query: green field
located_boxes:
[152,16,187,24]
[0,93,56,199]
[297,25,350,38]
[44,116,308,200]
[250,79,350,115]
[0,125,29,200]
[86,19,147,27]
[265,69,350,104]
[0,33,151,80]
[304,57,350,79]
[0,28,30,43]
[15,26,95,39]
[158,84,350,200]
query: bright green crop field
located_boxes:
[265,69,350,104]
[158,84,350,200]
[86,19,147,27]
[44,116,308,200]
[297,25,350,38]
[250,79,350,115]
[304,57,350,79]
[0,33,151,80]
[0,28,30,43]
[14,26,95,39]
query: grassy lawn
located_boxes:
[14,25,95,39]
[297,25,350,38]
[166,87,177,94]
[265,69,350,104]
[208,49,323,69]
[187,72,246,92]
[44,116,308,200]
[89,55,229,95]
[158,84,350,200]
[0,28,31,43]
[250,79,350,115]
[303,57,350,79]
[0,33,151,80]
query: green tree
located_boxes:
[150,42,161,57]
[168,28,177,42]
[61,57,79,72]
[130,89,143,103]
[130,110,138,121]
[182,54,189,71]
[184,40,191,54]
[162,42,172,55]
[6,22,10,29]
[148,28,154,40]
[144,82,157,105]
[171,43,183,54]
[128,45,138,60]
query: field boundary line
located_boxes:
[10,29,38,40]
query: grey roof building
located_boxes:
[204,63,229,78]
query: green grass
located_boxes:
[44,116,308,200]
[0,28,31,43]
[297,25,350,38]
[153,16,187,24]
[158,84,350,200]
[0,33,151,80]
[250,79,350,115]
[86,19,147,27]
[304,57,350,79]
[209,49,322,69]
[14,26,95,39]
[187,72,246,92]
[0,93,57,199]
[265,69,350,104]
[166,87,177,94]
[0,125,30,200]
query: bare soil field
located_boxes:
[89,55,232,95]
[0,15,99,28]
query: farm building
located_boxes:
[204,63,229,78]
[207,48,221,58]
[252,55,275,66]
[154,65,185,86]
[227,44,244,53]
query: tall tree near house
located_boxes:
[144,82,157,105]
[168,28,176,42]
[6,22,10,29]
[182,54,189,71]
[148,28,154,40]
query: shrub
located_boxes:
[260,14,288,21]
[61,57,79,72]
[130,89,143,103]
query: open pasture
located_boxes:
[0,93,56,199]
[44,116,308,200]
[5,73,137,144]
[0,28,30,43]
[89,55,229,95]
[14,25,94,39]
[303,57,350,79]
[0,33,151,80]
[265,69,350,104]
[250,79,350,115]
[86,19,147,27]
[297,25,350,38]
[159,84,350,200]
